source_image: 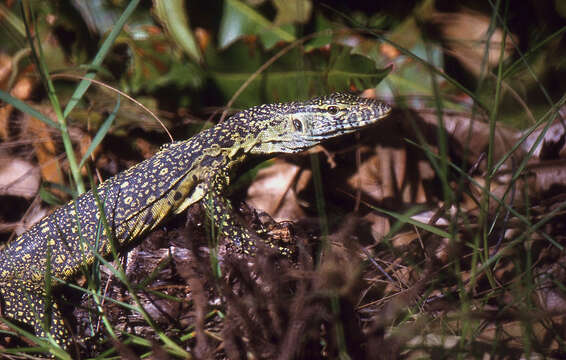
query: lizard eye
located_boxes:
[293,119,303,132]
[327,106,338,115]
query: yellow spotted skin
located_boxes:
[0,93,391,349]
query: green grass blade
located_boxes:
[503,26,566,79]
[310,153,329,245]
[21,1,85,193]
[370,205,452,239]
[0,89,60,129]
[0,3,25,38]
[0,318,70,359]
[78,95,120,168]
[62,0,141,119]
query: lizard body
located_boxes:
[0,93,391,349]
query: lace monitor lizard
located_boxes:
[0,92,391,350]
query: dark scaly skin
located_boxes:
[0,92,391,349]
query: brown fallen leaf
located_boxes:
[22,107,65,198]
[431,9,517,77]
[0,158,40,199]
[246,160,306,222]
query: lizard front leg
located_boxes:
[201,177,294,257]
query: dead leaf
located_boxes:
[0,69,36,140]
[0,53,12,87]
[364,212,390,242]
[431,9,517,76]
[347,137,429,205]
[0,104,11,141]
[246,160,306,221]
[11,76,34,99]
[22,107,65,197]
[0,158,40,198]
[415,108,517,171]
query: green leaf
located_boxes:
[115,32,206,93]
[39,185,67,206]
[304,14,333,50]
[326,46,393,90]
[0,3,25,38]
[208,42,391,108]
[218,0,295,49]
[153,0,203,63]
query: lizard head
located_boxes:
[248,92,391,154]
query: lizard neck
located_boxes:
[199,113,266,166]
